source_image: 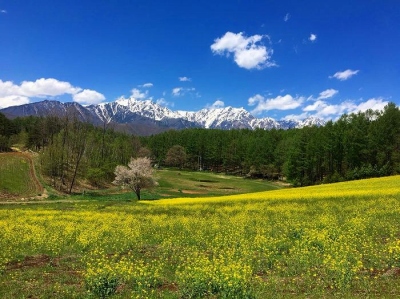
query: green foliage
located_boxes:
[1,102,399,192]
[143,103,400,186]
[85,273,119,298]
[165,144,187,168]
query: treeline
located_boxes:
[0,112,144,192]
[142,103,400,185]
[0,102,399,190]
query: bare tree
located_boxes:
[165,145,187,169]
[113,157,156,200]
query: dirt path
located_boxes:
[17,152,44,194]
[0,151,45,199]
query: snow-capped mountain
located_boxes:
[0,98,326,135]
[177,106,255,129]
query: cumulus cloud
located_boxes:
[172,87,196,97]
[317,89,338,100]
[355,98,388,112]
[156,98,174,107]
[303,98,388,119]
[140,83,153,88]
[0,95,30,109]
[211,32,275,69]
[179,77,191,82]
[172,87,182,96]
[303,100,328,112]
[0,78,105,108]
[284,13,290,22]
[283,112,309,121]
[73,89,106,105]
[309,33,317,42]
[210,100,225,109]
[248,94,304,115]
[130,88,148,99]
[19,78,80,97]
[330,69,359,81]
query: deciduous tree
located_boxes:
[113,157,156,200]
[165,145,187,169]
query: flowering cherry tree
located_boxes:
[113,157,156,200]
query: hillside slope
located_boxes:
[0,152,43,199]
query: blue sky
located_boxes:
[1,0,399,120]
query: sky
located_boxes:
[1,0,399,120]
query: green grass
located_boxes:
[0,153,42,199]
[153,168,280,197]
[70,168,282,201]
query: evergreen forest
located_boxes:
[0,102,399,192]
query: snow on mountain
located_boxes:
[296,116,326,128]
[1,99,326,134]
[178,106,255,129]
[250,117,281,130]
[88,98,181,123]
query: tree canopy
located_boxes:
[0,102,399,191]
[113,157,156,200]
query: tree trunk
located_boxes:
[134,186,141,200]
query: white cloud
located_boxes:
[234,46,271,70]
[211,32,275,69]
[284,13,290,22]
[172,87,195,97]
[283,112,309,121]
[248,94,264,106]
[140,83,153,88]
[19,78,80,97]
[330,69,359,81]
[303,98,389,120]
[179,77,191,82]
[354,98,388,112]
[317,89,338,100]
[309,33,317,42]
[0,78,106,107]
[131,88,148,99]
[0,95,30,109]
[156,98,174,107]
[303,100,328,112]
[248,94,304,115]
[1,10,7,14]
[210,100,225,109]
[304,100,354,118]
[172,87,182,96]
[73,89,106,105]
[0,80,21,97]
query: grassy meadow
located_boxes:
[0,176,399,298]
[71,168,281,201]
[0,153,43,199]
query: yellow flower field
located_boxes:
[0,175,399,298]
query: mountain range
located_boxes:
[0,99,325,135]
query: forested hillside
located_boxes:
[143,103,400,185]
[0,103,399,191]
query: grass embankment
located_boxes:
[0,152,43,199]
[0,176,399,298]
[72,168,281,201]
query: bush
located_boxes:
[85,274,119,298]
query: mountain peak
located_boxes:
[0,99,326,135]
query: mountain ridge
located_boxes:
[0,99,325,135]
